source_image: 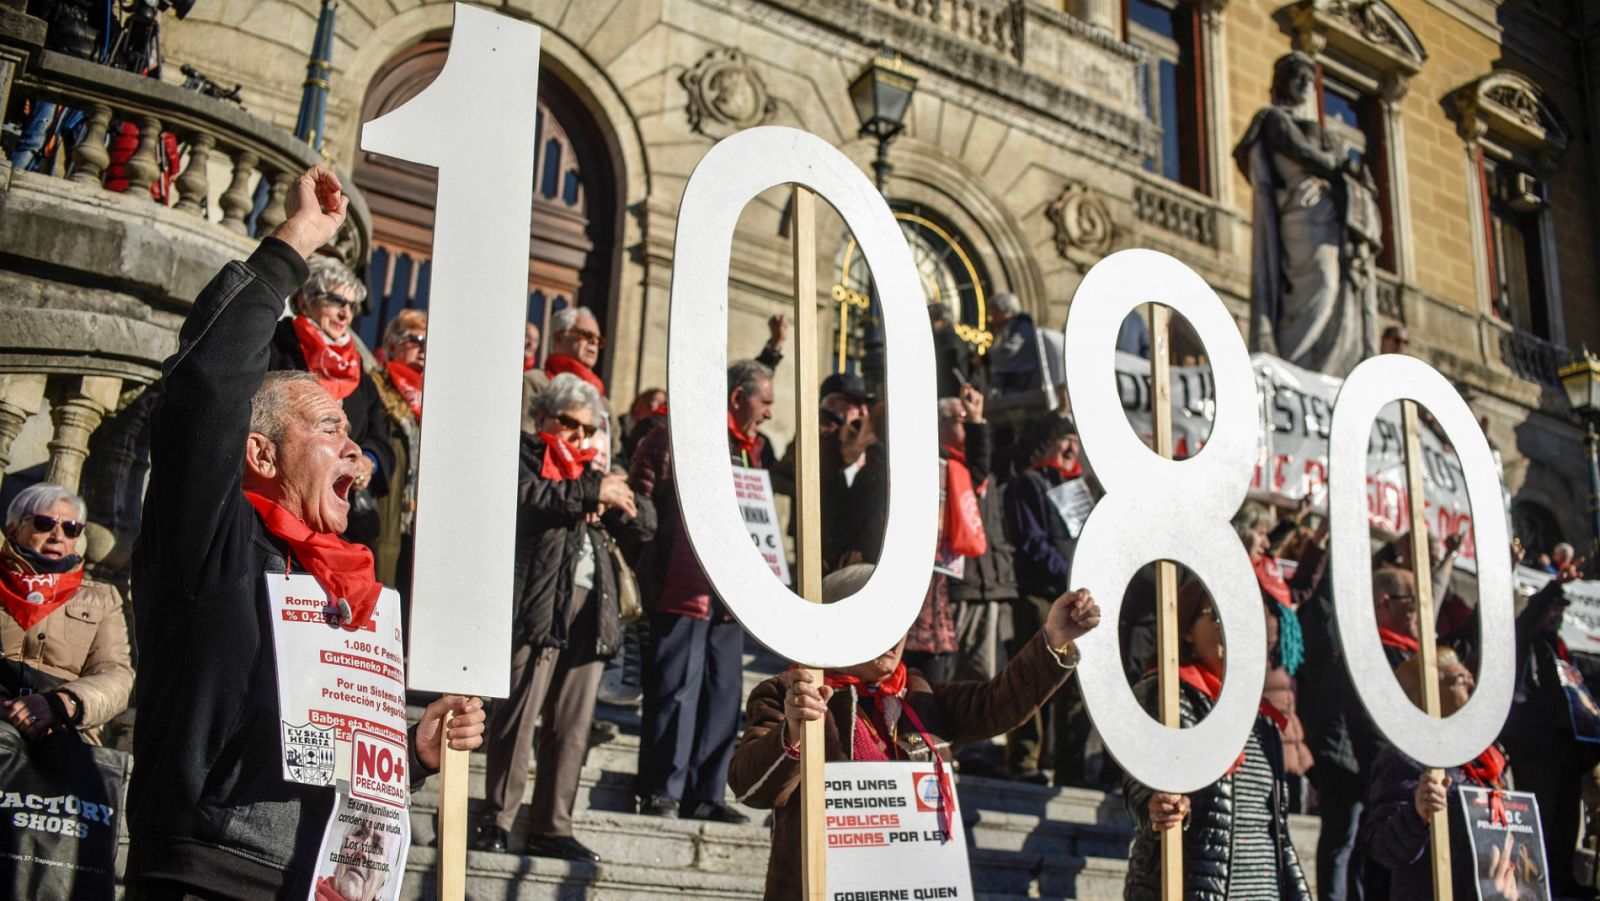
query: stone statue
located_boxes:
[1235,52,1382,377]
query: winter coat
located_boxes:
[512,433,655,659]
[0,576,132,745]
[1123,676,1311,901]
[129,239,434,898]
[945,422,1018,604]
[1003,467,1077,600]
[1356,746,1501,899]
[729,632,1073,900]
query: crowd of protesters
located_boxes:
[5,164,1600,900]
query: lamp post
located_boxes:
[1559,349,1600,557]
[847,53,917,390]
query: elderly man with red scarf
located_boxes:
[730,564,1101,900]
[629,358,791,823]
[124,166,486,900]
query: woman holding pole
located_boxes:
[1123,581,1311,901]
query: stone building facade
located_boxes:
[3,0,1599,564]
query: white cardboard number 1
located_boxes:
[359,3,539,698]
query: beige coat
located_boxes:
[1,578,133,744]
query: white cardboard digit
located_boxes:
[667,126,939,668]
[1329,355,1513,767]
[358,4,538,697]
[1064,249,1267,793]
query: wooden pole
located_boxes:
[1148,303,1183,901]
[437,708,469,900]
[792,186,829,901]
[1401,400,1452,901]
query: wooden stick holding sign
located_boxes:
[359,5,538,895]
[667,128,939,898]
[1146,303,1183,901]
[1401,400,1452,901]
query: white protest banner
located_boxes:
[1456,787,1552,901]
[734,464,791,585]
[1114,351,1486,571]
[1046,477,1095,539]
[1516,565,1600,657]
[824,761,972,901]
[267,575,411,901]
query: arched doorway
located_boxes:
[351,40,619,372]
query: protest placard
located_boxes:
[1457,786,1553,901]
[734,464,792,585]
[824,761,972,901]
[1046,477,1095,539]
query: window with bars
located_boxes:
[1126,0,1207,194]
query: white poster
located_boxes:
[733,465,791,585]
[1115,351,1487,572]
[1456,786,1552,901]
[1046,477,1095,539]
[267,575,411,901]
[824,761,972,900]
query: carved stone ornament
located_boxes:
[1046,181,1116,266]
[1451,70,1570,164]
[680,48,777,138]
[1287,0,1426,99]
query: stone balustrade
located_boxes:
[1498,327,1570,389]
[1132,180,1218,248]
[872,0,1025,61]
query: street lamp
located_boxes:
[1558,349,1600,556]
[847,53,917,390]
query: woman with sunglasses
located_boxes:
[1122,581,1311,901]
[267,254,395,551]
[0,483,132,745]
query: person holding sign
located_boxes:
[1123,583,1312,901]
[124,165,486,900]
[728,563,1101,900]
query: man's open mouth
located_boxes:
[333,475,355,501]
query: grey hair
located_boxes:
[727,358,772,398]
[938,397,964,420]
[1555,542,1576,559]
[535,373,603,421]
[296,255,367,312]
[822,563,875,604]
[250,370,322,442]
[6,483,86,530]
[991,292,1022,317]
[381,308,427,357]
[1230,501,1276,544]
[549,306,598,336]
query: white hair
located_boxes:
[822,563,875,604]
[549,306,598,336]
[7,483,86,529]
[250,370,322,442]
[991,292,1022,317]
[535,373,603,421]
[938,397,964,420]
[296,255,367,312]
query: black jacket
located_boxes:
[1003,467,1076,599]
[944,422,1018,604]
[128,240,433,898]
[513,433,655,657]
[1123,676,1311,901]
[1502,580,1571,754]
[1356,746,1499,899]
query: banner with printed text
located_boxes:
[733,465,791,585]
[824,760,972,901]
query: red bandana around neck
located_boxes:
[1253,555,1292,606]
[825,662,909,698]
[1462,745,1507,789]
[538,432,598,481]
[1176,663,1286,773]
[0,550,84,631]
[1378,627,1420,654]
[544,354,605,394]
[728,412,760,460]
[1032,459,1083,482]
[245,491,382,630]
[523,354,537,373]
[386,360,423,420]
[291,316,361,401]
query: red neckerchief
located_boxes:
[1032,459,1083,481]
[523,354,536,372]
[545,354,605,393]
[386,360,423,420]
[244,491,382,631]
[1176,664,1286,773]
[942,443,989,496]
[650,403,668,418]
[1378,627,1420,654]
[821,664,953,838]
[538,432,598,481]
[1555,637,1573,663]
[291,316,361,401]
[0,547,84,631]
[1253,555,1292,606]
[728,413,760,460]
[1463,744,1510,825]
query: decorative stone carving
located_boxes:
[1450,70,1570,164]
[1045,181,1115,267]
[1286,1,1425,98]
[680,48,777,138]
[1133,184,1217,248]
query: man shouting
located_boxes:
[125,166,485,899]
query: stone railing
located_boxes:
[1498,327,1570,388]
[7,49,370,264]
[1132,181,1218,248]
[872,0,1025,61]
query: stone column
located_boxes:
[1066,0,1119,31]
[0,374,47,487]
[44,375,121,493]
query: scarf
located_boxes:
[291,316,361,401]
[1378,627,1420,655]
[1032,458,1083,481]
[523,354,537,373]
[1177,664,1286,775]
[544,354,605,393]
[728,413,760,462]
[0,543,84,631]
[538,432,598,481]
[823,664,952,837]
[1463,744,1510,825]
[1253,556,1304,675]
[385,360,423,420]
[244,491,382,630]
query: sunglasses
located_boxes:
[556,413,598,438]
[400,333,426,346]
[310,293,359,313]
[29,515,84,538]
[566,328,606,348]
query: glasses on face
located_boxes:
[556,413,598,438]
[1443,672,1473,691]
[566,328,606,348]
[310,293,359,313]
[29,515,84,539]
[1199,606,1222,624]
[400,333,426,347]
[1385,593,1418,610]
